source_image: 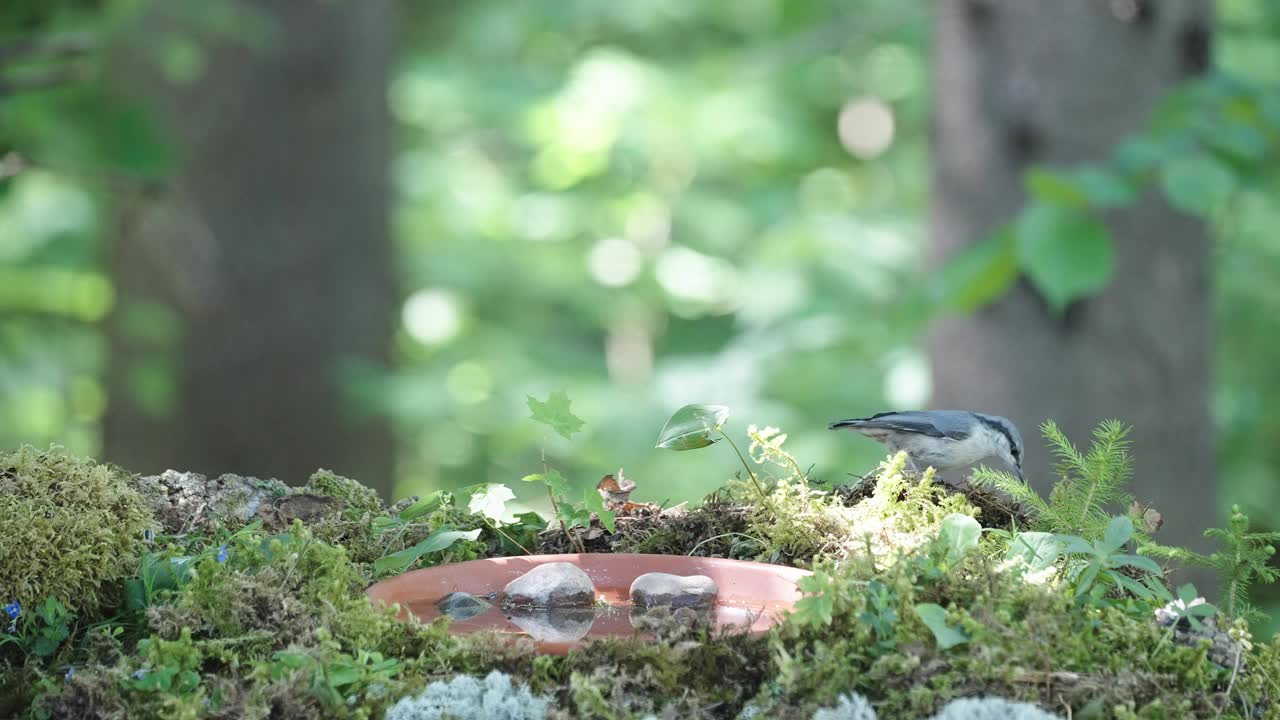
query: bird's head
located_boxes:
[976,413,1024,481]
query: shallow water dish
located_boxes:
[366,553,812,654]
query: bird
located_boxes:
[828,410,1024,480]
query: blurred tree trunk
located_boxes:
[103,0,396,495]
[929,1,1216,555]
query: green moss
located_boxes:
[305,470,384,517]
[766,544,1263,718]
[745,453,979,567]
[8,448,1280,719]
[0,446,156,613]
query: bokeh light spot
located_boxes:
[445,362,493,405]
[403,289,462,345]
[588,237,643,287]
[838,97,896,159]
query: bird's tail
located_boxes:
[827,418,874,430]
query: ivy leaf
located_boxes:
[468,483,515,523]
[913,603,968,649]
[655,404,730,450]
[521,469,571,498]
[1015,205,1115,313]
[937,513,981,564]
[527,390,585,439]
[1160,152,1236,217]
[583,487,615,532]
[373,528,482,576]
[932,229,1018,313]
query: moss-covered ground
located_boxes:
[2,437,1279,719]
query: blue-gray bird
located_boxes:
[828,410,1024,480]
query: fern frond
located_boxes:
[978,419,1140,541]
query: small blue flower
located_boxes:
[64,667,75,682]
[3,601,19,621]
[132,669,148,680]
[216,545,229,564]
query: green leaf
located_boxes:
[1160,152,1236,216]
[1025,167,1136,210]
[913,603,968,649]
[1025,168,1089,208]
[1006,531,1061,572]
[655,404,730,450]
[1056,534,1094,556]
[1015,205,1115,312]
[583,488,616,532]
[791,572,836,627]
[1177,583,1200,605]
[521,469,571,498]
[1075,561,1103,597]
[1112,136,1166,177]
[1102,515,1134,552]
[1070,167,1139,208]
[399,491,448,522]
[1110,572,1155,600]
[1112,554,1162,575]
[932,228,1018,312]
[527,390,585,439]
[468,483,514,523]
[373,528,482,576]
[938,513,981,564]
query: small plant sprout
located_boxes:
[655,404,768,500]
[523,390,616,551]
[1145,505,1280,622]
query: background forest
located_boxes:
[2,1,1279,624]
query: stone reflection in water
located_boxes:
[436,591,491,621]
[506,606,597,643]
[628,604,715,634]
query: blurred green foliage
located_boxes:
[1,1,1279,584]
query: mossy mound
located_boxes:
[2,447,1279,719]
[0,446,156,614]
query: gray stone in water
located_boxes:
[502,562,595,608]
[629,572,718,608]
[437,591,491,621]
[506,607,596,643]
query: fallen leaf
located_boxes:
[597,468,638,506]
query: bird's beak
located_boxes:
[1013,464,1024,482]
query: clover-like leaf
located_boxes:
[655,404,730,450]
[527,390,585,439]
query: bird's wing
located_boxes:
[828,411,971,440]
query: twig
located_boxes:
[686,532,761,557]
[484,517,531,555]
